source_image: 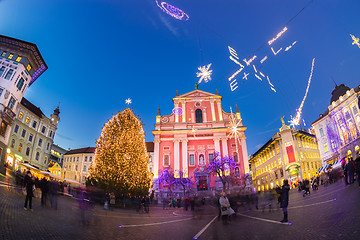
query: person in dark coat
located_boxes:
[40,177,49,207]
[355,152,360,187]
[343,158,349,185]
[276,179,290,223]
[348,157,356,184]
[24,171,34,211]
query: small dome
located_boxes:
[330,84,350,105]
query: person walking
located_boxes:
[109,192,116,211]
[276,179,290,223]
[348,157,356,184]
[49,179,59,209]
[24,171,34,211]
[343,158,349,185]
[40,177,48,207]
[355,152,360,188]
[219,192,235,225]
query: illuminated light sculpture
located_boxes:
[172,107,183,116]
[243,56,257,66]
[350,34,360,48]
[252,65,257,73]
[285,41,297,51]
[260,56,268,64]
[230,56,244,68]
[291,58,315,126]
[228,46,239,59]
[228,68,243,82]
[271,47,282,55]
[254,74,262,81]
[268,27,288,45]
[125,98,132,105]
[259,72,265,78]
[196,63,213,84]
[266,76,276,93]
[242,72,249,80]
[229,79,239,91]
[155,1,189,21]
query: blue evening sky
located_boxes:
[1,0,359,154]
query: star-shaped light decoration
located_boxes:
[125,98,132,105]
[228,107,242,152]
[350,34,360,48]
[196,63,213,84]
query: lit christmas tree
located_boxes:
[88,108,152,197]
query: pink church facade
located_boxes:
[152,89,249,197]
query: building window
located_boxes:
[0,88,3,97]
[26,147,30,156]
[319,128,324,137]
[16,78,24,91]
[8,96,16,110]
[85,156,88,162]
[4,69,13,80]
[47,143,50,151]
[82,176,86,182]
[18,112,23,119]
[352,106,358,115]
[29,134,33,142]
[77,157,79,162]
[36,152,40,160]
[21,129,26,138]
[323,143,328,153]
[16,56,21,62]
[163,155,170,166]
[195,109,203,123]
[209,153,214,163]
[0,66,5,77]
[49,131,53,138]
[14,125,19,133]
[18,143,22,152]
[38,138,42,147]
[199,154,205,165]
[41,126,46,134]
[1,51,6,57]
[75,165,78,171]
[83,165,87,172]
[189,154,195,166]
[235,167,240,178]
[11,139,15,148]
[8,54,13,59]
[233,152,238,162]
[24,117,29,124]
[26,64,32,72]
[44,157,47,164]
[89,156,92,162]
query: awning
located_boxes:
[18,162,39,171]
[63,179,82,185]
[40,171,63,180]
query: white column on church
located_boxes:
[217,100,223,121]
[210,100,216,121]
[203,107,207,122]
[241,138,250,173]
[174,102,179,123]
[221,138,228,157]
[174,140,180,176]
[214,138,221,155]
[182,140,188,177]
[153,140,160,178]
[182,101,186,122]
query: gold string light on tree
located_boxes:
[88,108,152,197]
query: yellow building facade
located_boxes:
[250,120,322,192]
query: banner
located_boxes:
[286,145,296,164]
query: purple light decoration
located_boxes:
[155,1,189,21]
[29,63,47,86]
[172,107,183,116]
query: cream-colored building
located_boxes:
[6,98,59,170]
[312,84,360,165]
[250,119,322,192]
[63,147,95,185]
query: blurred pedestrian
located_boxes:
[24,171,34,211]
[276,179,290,223]
[109,192,116,211]
[49,179,59,209]
[343,158,349,185]
[355,152,360,188]
[219,192,235,225]
[40,177,48,207]
[348,157,356,184]
[144,196,150,213]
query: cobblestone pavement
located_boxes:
[1,173,360,240]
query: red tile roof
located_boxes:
[64,147,95,155]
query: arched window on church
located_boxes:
[195,109,203,123]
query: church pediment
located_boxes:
[175,90,220,99]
